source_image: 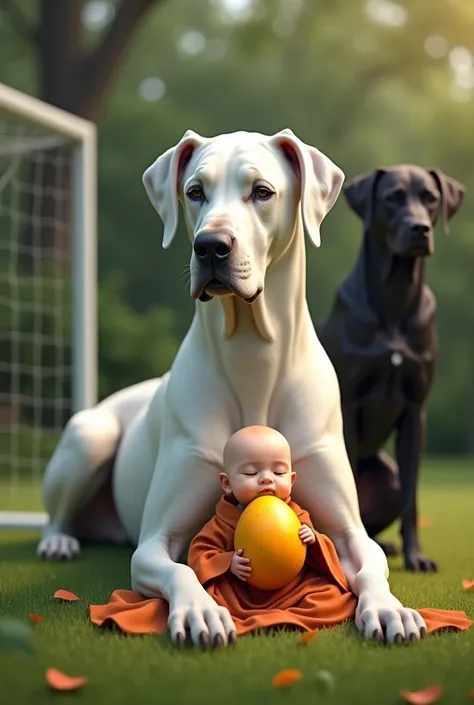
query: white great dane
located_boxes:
[38,128,426,647]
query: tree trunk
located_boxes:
[38,0,162,120]
[19,0,163,262]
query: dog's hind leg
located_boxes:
[357,452,402,556]
[38,407,123,560]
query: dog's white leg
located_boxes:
[37,407,121,560]
[292,435,426,644]
[131,439,236,647]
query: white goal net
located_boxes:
[0,83,97,529]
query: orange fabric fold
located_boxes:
[89,496,473,637]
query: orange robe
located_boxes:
[90,495,472,636]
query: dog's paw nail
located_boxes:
[420,627,427,639]
[394,633,403,645]
[228,630,237,645]
[174,632,185,647]
[409,633,418,643]
[199,631,210,647]
[213,634,224,648]
[372,629,383,642]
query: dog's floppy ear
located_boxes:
[427,169,465,235]
[272,128,345,248]
[142,130,204,249]
[344,168,386,232]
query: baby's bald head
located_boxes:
[220,426,294,505]
[223,426,291,474]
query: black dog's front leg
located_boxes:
[396,407,438,572]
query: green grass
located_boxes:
[1,458,474,705]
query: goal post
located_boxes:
[0,82,97,528]
[0,82,98,412]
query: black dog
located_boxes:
[319,165,465,572]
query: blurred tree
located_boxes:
[97,271,179,400]
[0,0,168,120]
[0,0,168,256]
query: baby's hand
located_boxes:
[299,523,316,544]
[231,549,252,581]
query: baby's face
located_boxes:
[222,431,294,505]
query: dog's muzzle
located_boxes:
[192,231,262,303]
[395,221,434,257]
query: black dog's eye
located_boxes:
[385,188,406,204]
[252,185,274,201]
[186,185,205,202]
[421,190,438,205]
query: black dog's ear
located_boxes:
[344,168,387,232]
[427,169,465,235]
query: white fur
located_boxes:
[38,129,425,646]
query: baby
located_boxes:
[90,425,474,641]
[219,425,315,582]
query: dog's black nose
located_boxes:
[410,222,431,235]
[193,232,234,262]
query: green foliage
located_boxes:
[98,271,179,399]
[0,425,60,477]
[0,257,72,432]
[0,260,179,431]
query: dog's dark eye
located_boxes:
[385,188,406,204]
[186,185,205,201]
[252,185,274,201]
[421,190,438,205]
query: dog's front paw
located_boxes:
[168,582,237,648]
[356,587,427,644]
[404,550,438,573]
[37,531,81,560]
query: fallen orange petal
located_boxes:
[299,629,318,645]
[400,684,443,705]
[53,589,80,601]
[46,668,88,691]
[29,612,43,623]
[419,516,432,528]
[272,669,303,688]
[467,689,474,700]
[462,580,474,591]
